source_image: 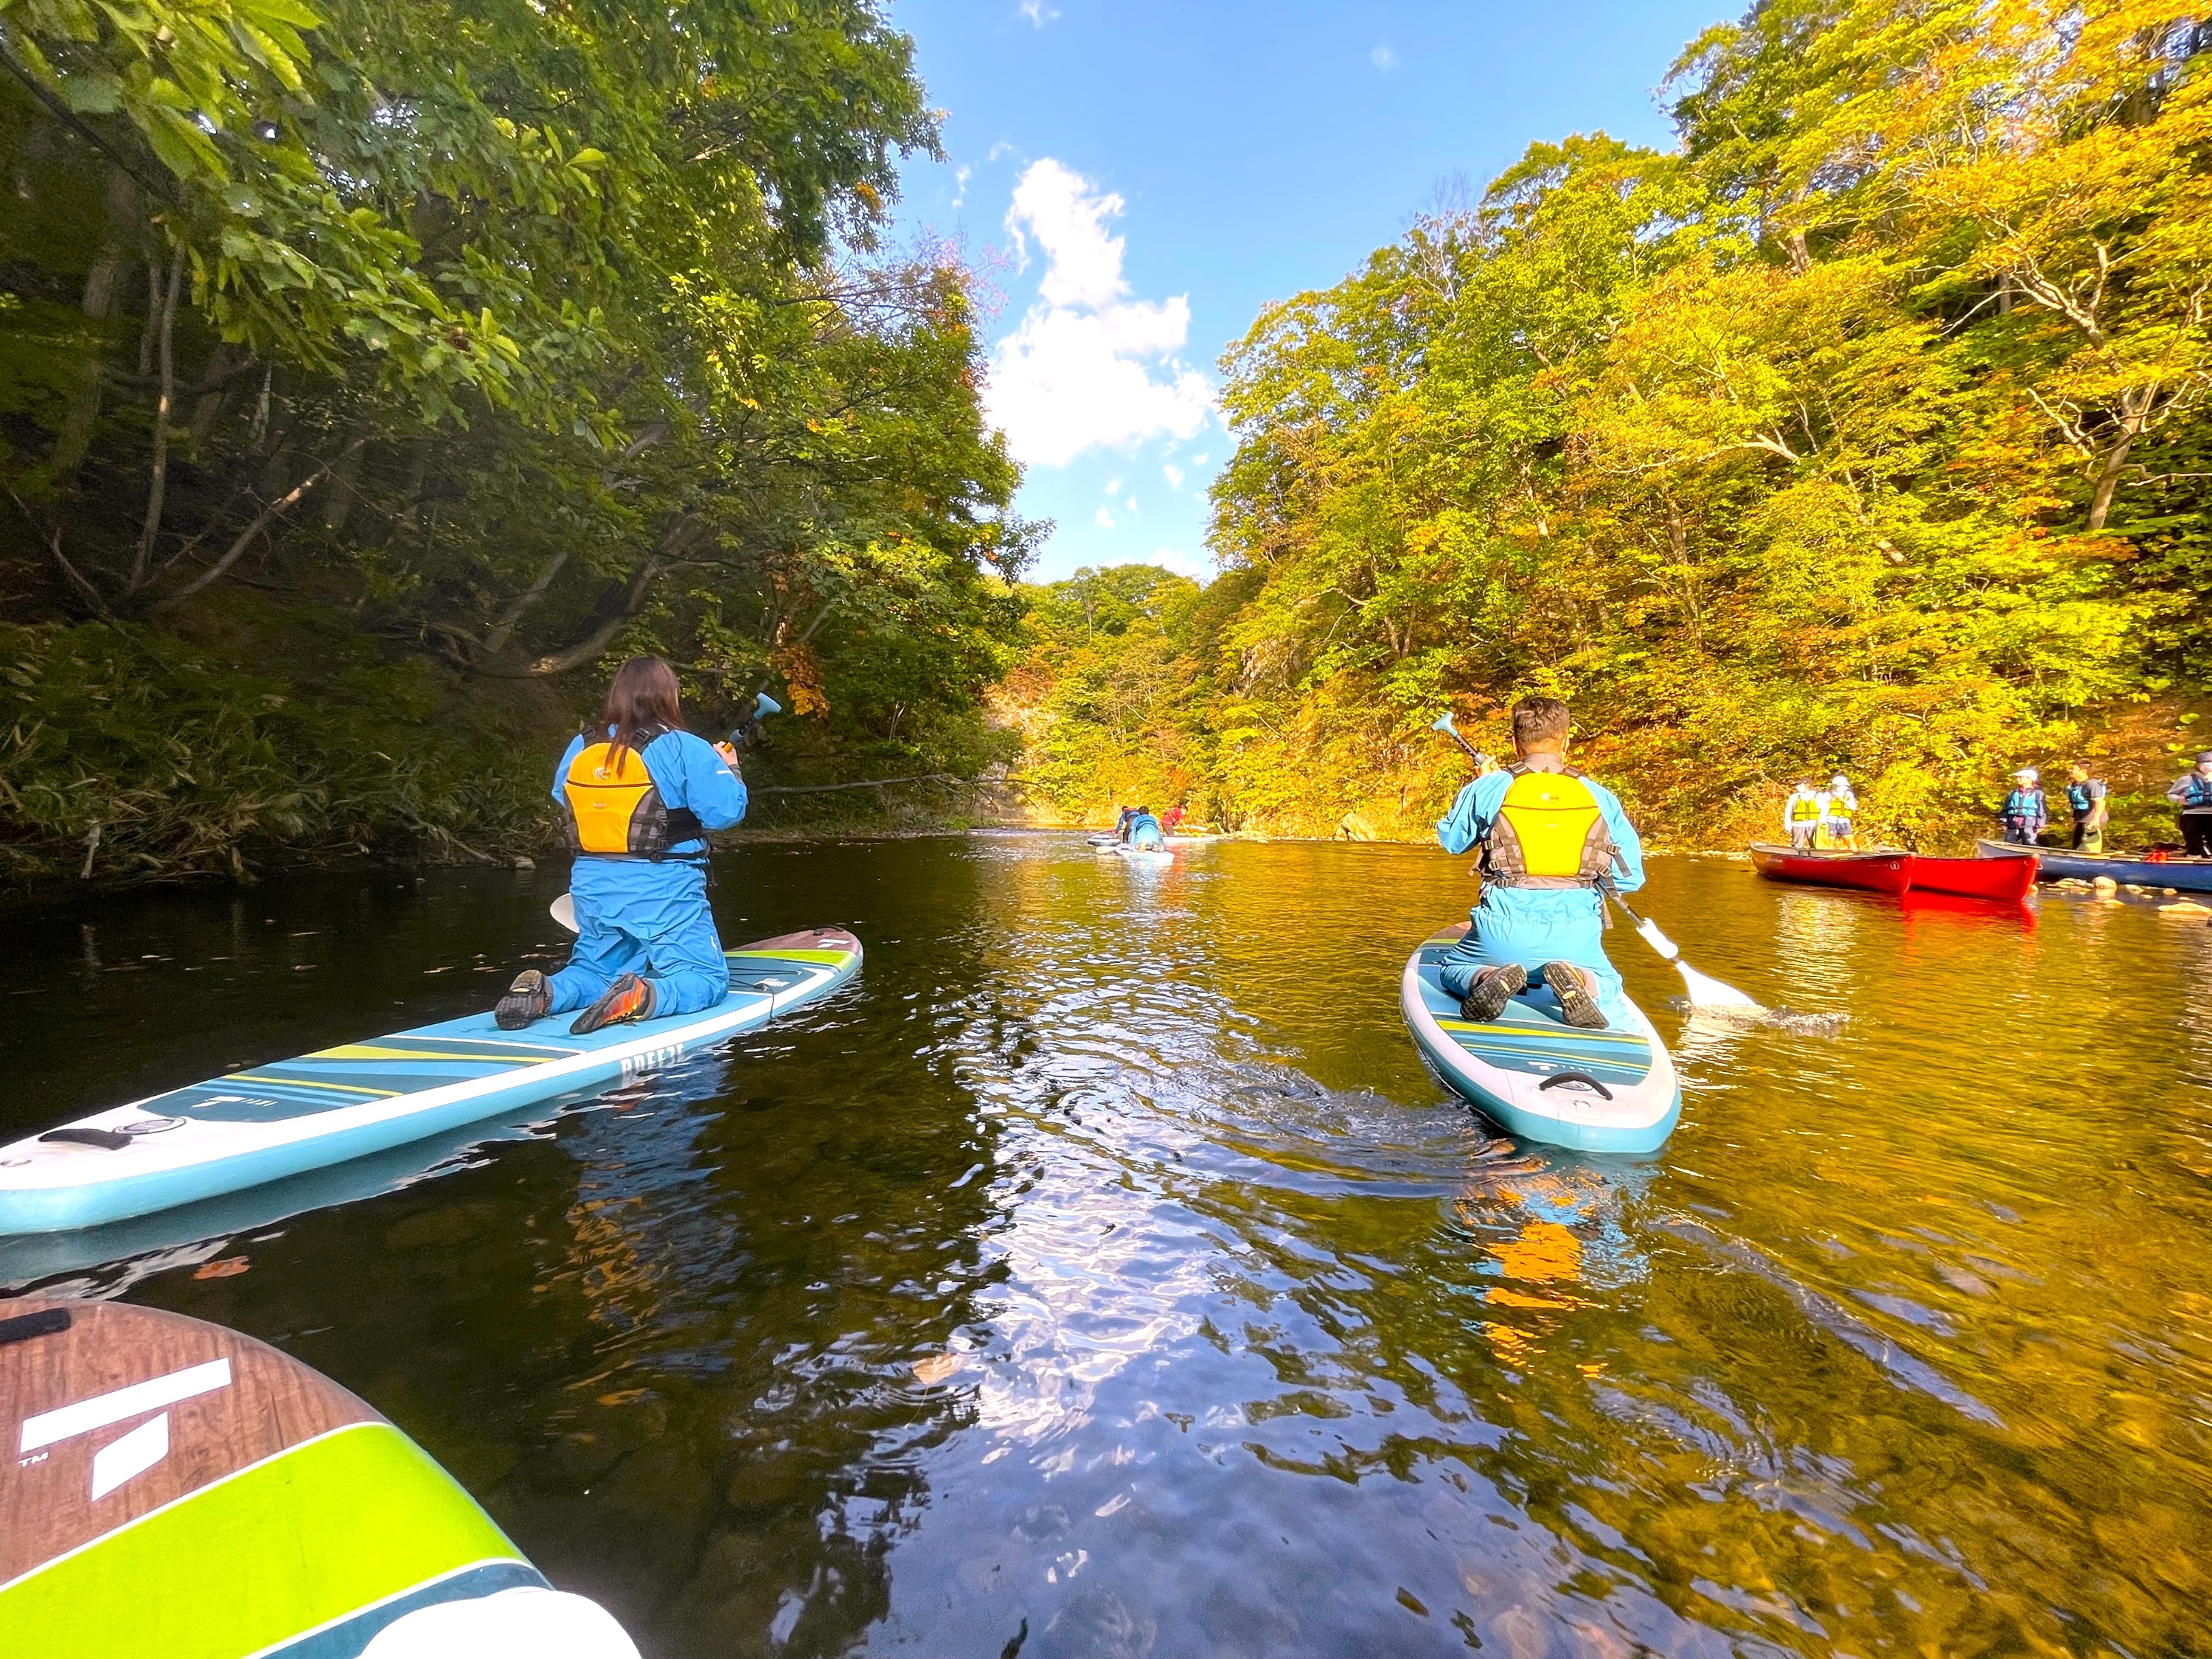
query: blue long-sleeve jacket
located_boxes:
[1436,762,1646,914]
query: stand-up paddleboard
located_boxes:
[0,1297,636,1659]
[1401,922,1680,1154]
[0,929,861,1237]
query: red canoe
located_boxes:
[1910,852,2037,902]
[1749,843,1915,894]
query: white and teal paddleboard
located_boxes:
[0,928,861,1236]
[0,1297,636,1659]
[1401,922,1680,1155]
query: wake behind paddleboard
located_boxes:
[0,928,861,1236]
[0,1297,635,1659]
[1401,922,1680,1154]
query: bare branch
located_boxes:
[129,244,184,594]
[156,437,368,607]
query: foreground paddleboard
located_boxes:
[1401,923,1680,1154]
[0,1297,635,1659]
[0,928,861,1236]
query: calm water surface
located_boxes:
[5,837,2212,1657]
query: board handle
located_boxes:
[1537,1071,1615,1102]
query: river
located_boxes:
[5,835,2211,1657]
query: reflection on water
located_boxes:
[5,838,2212,1655]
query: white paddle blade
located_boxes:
[1635,917,1680,961]
[1674,959,1760,1009]
[550,892,577,933]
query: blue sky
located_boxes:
[888,0,1731,585]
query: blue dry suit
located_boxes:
[1434,766,1646,1023]
[548,730,748,1018]
[1127,812,1165,850]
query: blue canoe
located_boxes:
[1975,839,2212,893]
[1401,923,1681,1155]
[0,928,860,1235]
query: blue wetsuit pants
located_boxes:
[1436,888,1629,1023]
[549,860,728,1017]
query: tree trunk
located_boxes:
[130,246,185,593]
[48,169,141,483]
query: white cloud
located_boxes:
[1192,451,1208,465]
[1143,547,1207,579]
[951,164,972,209]
[984,159,1214,468]
[1095,506,1116,528]
[1371,44,1397,70]
[1104,476,1121,495]
[1124,496,1138,513]
[1163,463,1183,491]
[1020,0,1059,26]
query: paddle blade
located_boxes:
[550,892,577,933]
[1674,959,1759,1009]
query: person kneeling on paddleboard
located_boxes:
[1126,807,1166,850]
[1433,695,1645,1032]
[495,656,748,1034]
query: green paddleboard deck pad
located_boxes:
[0,928,861,1236]
[1401,922,1680,1154]
[0,1298,635,1658]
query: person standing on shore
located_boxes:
[2065,765,2109,854]
[1819,774,1860,849]
[1783,780,1823,850]
[1997,768,2047,846]
[2167,751,2212,856]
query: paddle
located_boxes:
[551,694,784,934]
[1430,709,1759,1011]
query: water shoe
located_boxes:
[1458,963,1527,1022]
[571,973,656,1034]
[1543,962,1608,1029]
[495,969,550,1030]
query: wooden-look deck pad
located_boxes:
[0,1297,545,1659]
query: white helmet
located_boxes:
[1830,774,1848,788]
[2014,767,2039,783]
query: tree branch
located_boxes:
[130,244,184,594]
[155,437,367,608]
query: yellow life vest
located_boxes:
[560,731,703,860]
[1789,793,1821,824]
[1480,763,1618,890]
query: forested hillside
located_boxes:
[0,0,1029,886]
[1007,0,2212,849]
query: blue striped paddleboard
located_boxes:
[1401,922,1680,1155]
[0,928,861,1236]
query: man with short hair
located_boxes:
[2065,764,2108,854]
[1434,695,1645,1031]
[2167,751,2212,857]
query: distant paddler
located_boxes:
[1433,695,1645,1031]
[494,655,750,1034]
[1124,807,1166,850]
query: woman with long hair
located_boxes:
[494,656,749,1034]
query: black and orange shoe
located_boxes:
[570,973,656,1035]
[495,969,551,1030]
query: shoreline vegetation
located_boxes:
[7,1,2212,892]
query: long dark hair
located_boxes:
[600,655,683,770]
